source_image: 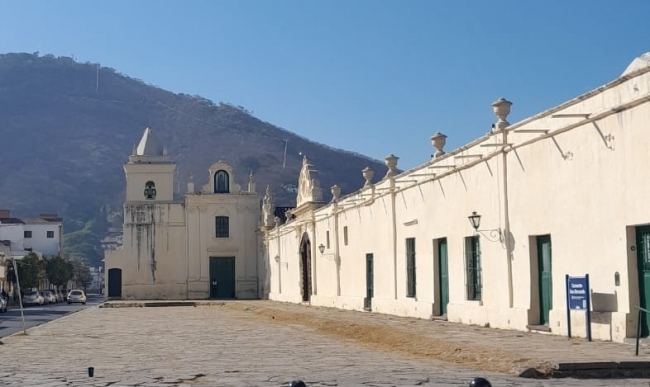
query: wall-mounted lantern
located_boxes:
[468,211,503,243]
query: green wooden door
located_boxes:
[636,226,650,337]
[209,257,236,299]
[438,238,449,316]
[365,254,374,310]
[537,235,552,325]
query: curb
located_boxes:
[1,303,101,340]
[549,361,650,379]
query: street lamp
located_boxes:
[468,211,503,243]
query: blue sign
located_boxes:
[567,277,588,310]
[565,274,592,341]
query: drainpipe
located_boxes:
[390,175,398,300]
[310,218,317,296]
[277,228,282,294]
[502,130,514,308]
[185,204,190,299]
[334,206,341,296]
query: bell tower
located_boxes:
[124,127,176,202]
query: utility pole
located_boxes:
[11,258,27,335]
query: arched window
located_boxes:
[144,181,156,200]
[214,170,230,193]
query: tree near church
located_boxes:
[16,253,44,290]
[46,256,74,290]
[70,258,94,293]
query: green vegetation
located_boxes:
[45,256,74,289]
[15,253,44,289]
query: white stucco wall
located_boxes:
[264,60,650,343]
[0,224,25,253]
[23,223,62,256]
[105,203,187,299]
[185,193,261,299]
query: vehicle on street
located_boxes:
[67,290,86,305]
[43,290,57,304]
[23,291,44,306]
[53,290,64,302]
[0,295,7,313]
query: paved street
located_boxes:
[0,294,102,338]
[0,301,650,387]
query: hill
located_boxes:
[0,52,390,265]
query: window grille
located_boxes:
[215,216,229,238]
[465,236,482,300]
[406,237,416,298]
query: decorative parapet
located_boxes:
[362,167,374,188]
[296,155,324,208]
[262,185,275,227]
[331,185,341,202]
[248,171,256,193]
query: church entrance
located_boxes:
[107,268,122,298]
[300,233,312,302]
[209,257,236,299]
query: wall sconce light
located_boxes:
[274,255,280,263]
[468,211,503,243]
[318,244,338,262]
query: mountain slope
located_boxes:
[0,53,390,263]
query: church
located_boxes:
[104,128,263,300]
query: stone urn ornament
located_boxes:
[430,132,447,158]
[491,98,513,131]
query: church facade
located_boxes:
[104,128,262,300]
[261,53,650,343]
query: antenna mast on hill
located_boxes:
[96,65,99,92]
[282,139,288,168]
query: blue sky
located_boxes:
[1,1,649,170]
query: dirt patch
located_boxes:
[222,302,554,377]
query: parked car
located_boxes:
[23,291,44,306]
[67,290,86,305]
[53,290,64,303]
[0,295,7,313]
[43,290,57,304]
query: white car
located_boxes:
[43,290,57,304]
[67,290,86,305]
[23,291,44,306]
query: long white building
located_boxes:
[262,53,650,343]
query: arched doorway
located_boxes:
[300,233,312,302]
[107,268,122,298]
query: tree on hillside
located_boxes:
[16,253,44,290]
[46,256,74,290]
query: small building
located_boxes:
[262,53,650,343]
[23,213,64,256]
[104,128,262,300]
